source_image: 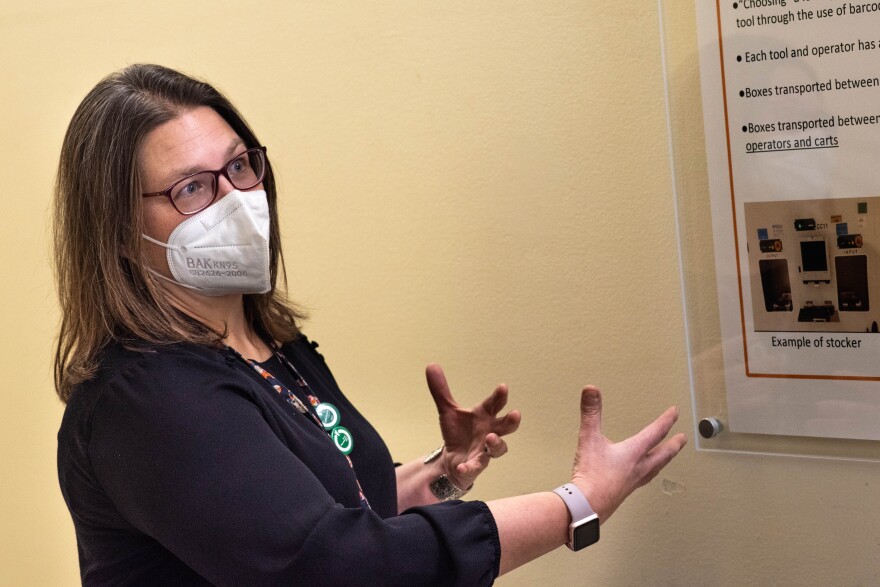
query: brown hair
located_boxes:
[53,64,304,402]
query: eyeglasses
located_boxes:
[142,146,267,215]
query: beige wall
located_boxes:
[2,1,876,585]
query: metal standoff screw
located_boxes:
[698,417,723,439]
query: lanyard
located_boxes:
[228,343,371,509]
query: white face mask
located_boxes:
[142,189,272,296]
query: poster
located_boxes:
[695,0,880,440]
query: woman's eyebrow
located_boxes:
[224,138,246,159]
[162,138,247,185]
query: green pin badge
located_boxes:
[331,426,354,455]
[315,403,340,430]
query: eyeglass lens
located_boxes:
[171,149,266,214]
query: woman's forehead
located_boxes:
[139,107,243,188]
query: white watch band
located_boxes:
[552,483,596,522]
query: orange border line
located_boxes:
[713,1,873,381]
[748,373,880,381]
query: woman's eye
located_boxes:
[172,180,206,200]
[228,157,249,175]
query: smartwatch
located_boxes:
[553,484,600,551]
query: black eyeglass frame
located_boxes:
[141,146,268,216]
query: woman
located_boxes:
[55,64,686,585]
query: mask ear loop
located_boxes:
[141,234,202,291]
[142,233,183,252]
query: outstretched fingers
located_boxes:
[629,405,681,456]
[627,407,687,486]
[426,363,458,412]
[454,433,510,476]
[639,433,688,486]
[484,433,508,458]
[493,409,522,436]
[479,383,509,415]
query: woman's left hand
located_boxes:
[425,363,522,490]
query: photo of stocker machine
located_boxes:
[744,197,879,333]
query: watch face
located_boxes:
[571,515,600,551]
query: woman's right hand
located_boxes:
[570,385,687,523]
[488,383,686,576]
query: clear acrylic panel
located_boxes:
[660,0,880,461]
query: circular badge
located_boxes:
[315,403,340,430]
[331,426,354,455]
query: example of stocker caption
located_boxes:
[771,335,863,349]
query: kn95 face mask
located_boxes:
[142,189,271,296]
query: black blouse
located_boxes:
[57,336,500,585]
